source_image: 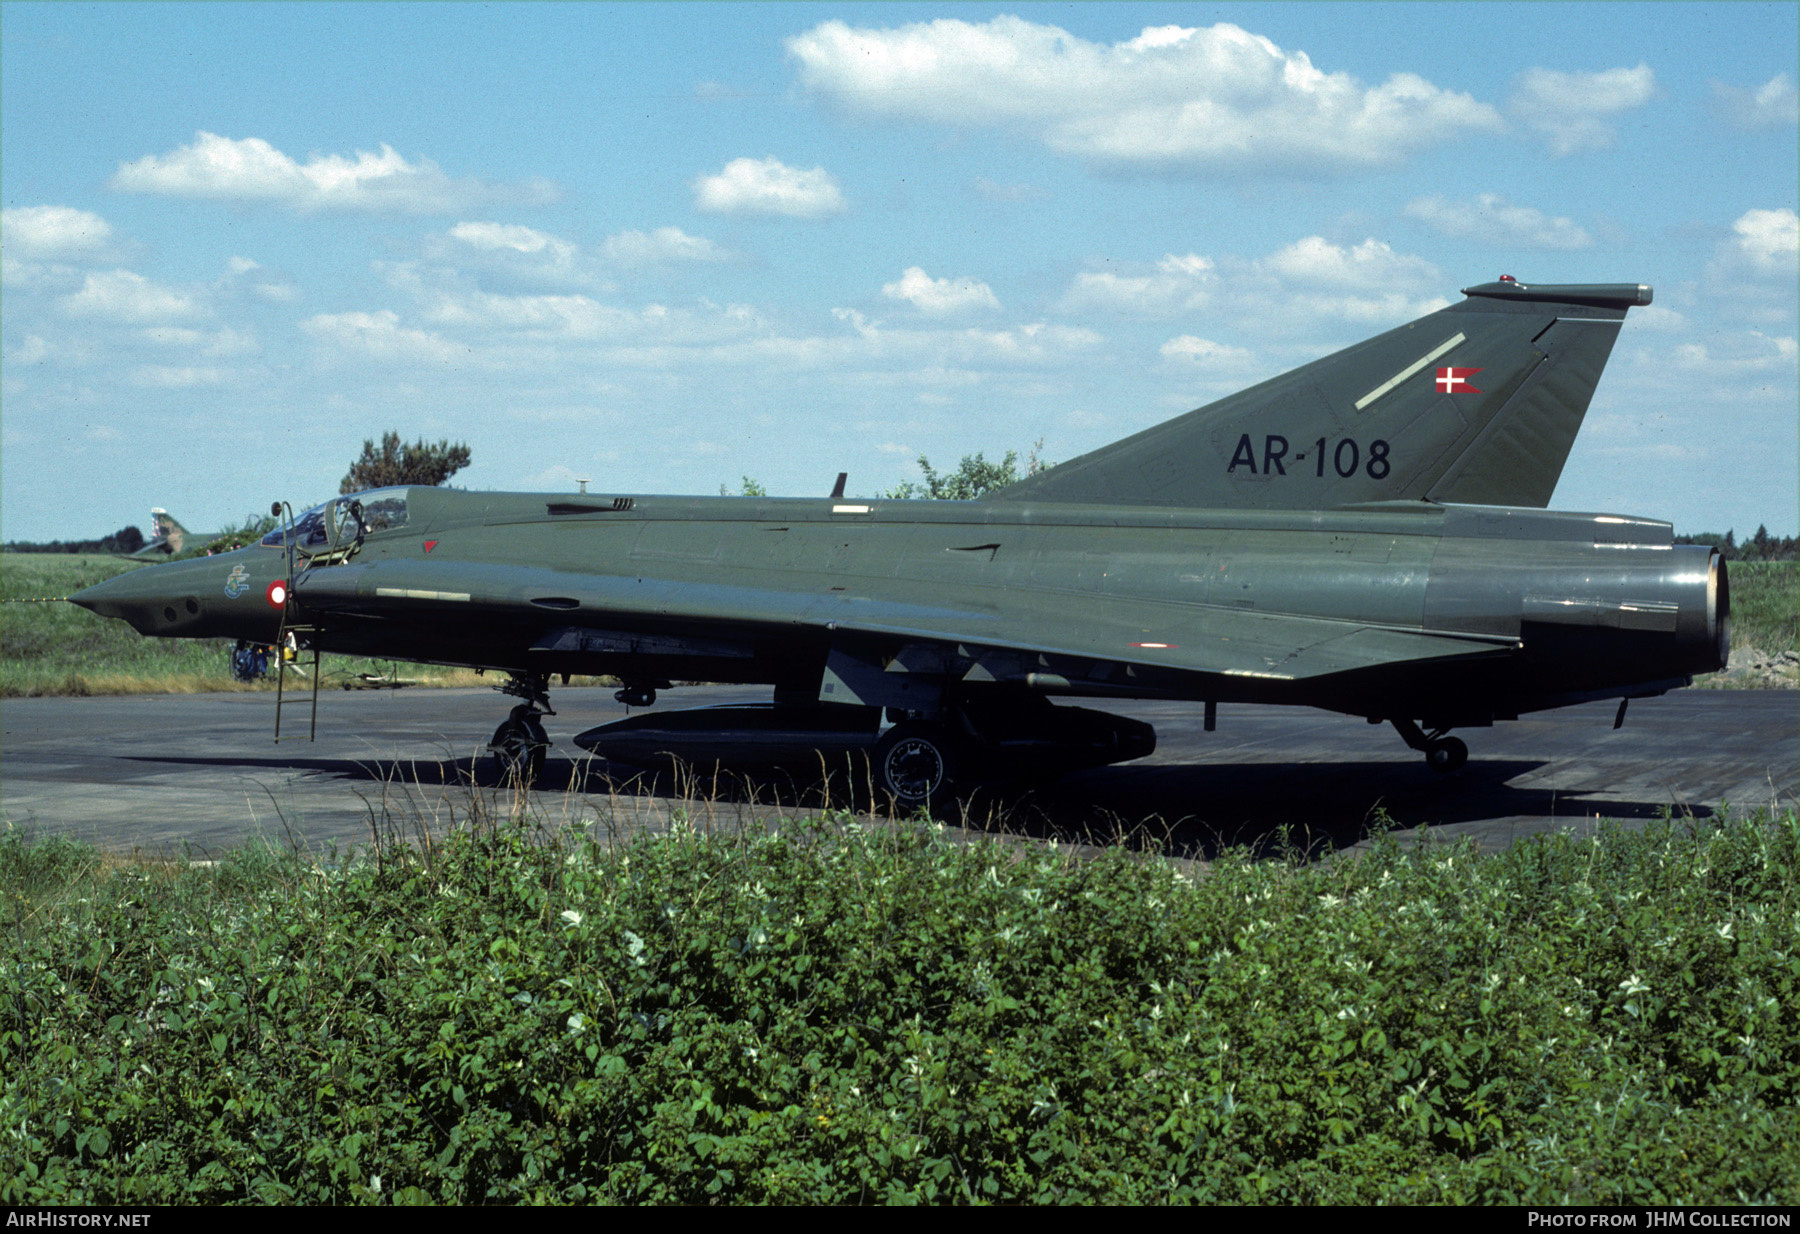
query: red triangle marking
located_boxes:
[424,540,438,553]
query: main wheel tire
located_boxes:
[874,722,957,811]
[1425,736,1468,774]
[490,714,548,784]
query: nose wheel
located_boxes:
[487,674,554,784]
[1390,718,1469,774]
[1423,735,1468,773]
[489,706,550,783]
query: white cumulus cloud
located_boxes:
[301,310,461,362]
[788,16,1501,173]
[1730,208,1799,274]
[1712,74,1799,128]
[429,223,605,293]
[603,227,726,266]
[111,131,557,214]
[1,206,113,257]
[1265,237,1440,290]
[1060,253,1215,316]
[450,221,576,260]
[1509,64,1655,156]
[5,336,51,366]
[692,157,845,217]
[1159,336,1255,367]
[1060,238,1445,330]
[425,291,640,337]
[1702,208,1800,324]
[131,365,226,388]
[1640,332,1798,377]
[1404,194,1592,251]
[828,308,1101,366]
[58,269,204,323]
[881,267,1000,315]
[141,325,258,357]
[409,287,767,350]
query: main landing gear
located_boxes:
[867,693,1156,812]
[873,721,958,812]
[488,673,554,783]
[1388,717,1468,774]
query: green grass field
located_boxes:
[1730,561,1798,649]
[0,553,495,697]
[1694,561,1798,689]
[0,553,247,697]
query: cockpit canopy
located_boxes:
[260,487,410,552]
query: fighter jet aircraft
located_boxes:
[122,509,224,559]
[70,278,1729,806]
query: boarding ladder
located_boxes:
[269,500,322,742]
[273,619,322,741]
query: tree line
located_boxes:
[726,440,1053,500]
[1675,526,1798,562]
[2,526,146,555]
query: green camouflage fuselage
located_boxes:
[78,485,1725,731]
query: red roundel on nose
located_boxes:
[266,580,289,608]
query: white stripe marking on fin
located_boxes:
[1354,332,1466,411]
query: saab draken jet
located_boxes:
[121,509,224,560]
[72,278,1729,807]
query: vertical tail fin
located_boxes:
[145,508,191,555]
[990,280,1651,510]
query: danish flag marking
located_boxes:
[1436,366,1483,394]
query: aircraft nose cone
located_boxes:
[70,555,280,640]
[66,580,107,615]
[70,566,196,634]
[69,571,141,620]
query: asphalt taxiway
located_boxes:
[2,686,1793,861]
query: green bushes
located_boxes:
[4,809,1796,1203]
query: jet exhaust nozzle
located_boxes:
[1514,544,1730,682]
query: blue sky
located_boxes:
[3,1,1795,542]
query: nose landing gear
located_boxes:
[488,673,554,783]
[1424,735,1468,773]
[1389,717,1469,774]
